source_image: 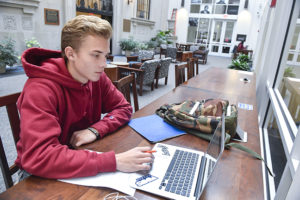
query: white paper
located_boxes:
[59,171,135,196]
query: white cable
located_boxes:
[104,192,138,200]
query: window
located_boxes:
[187,18,199,42]
[137,0,150,20]
[256,0,300,198]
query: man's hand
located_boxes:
[70,129,97,148]
[115,146,154,172]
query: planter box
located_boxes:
[0,64,6,74]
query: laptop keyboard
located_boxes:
[159,149,199,197]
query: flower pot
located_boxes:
[0,63,6,74]
[125,50,131,56]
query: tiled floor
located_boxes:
[0,55,232,193]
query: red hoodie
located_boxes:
[15,48,132,179]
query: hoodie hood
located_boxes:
[21,48,84,90]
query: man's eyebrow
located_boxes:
[92,50,104,54]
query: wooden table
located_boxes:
[0,67,263,199]
[104,64,119,81]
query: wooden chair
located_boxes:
[113,72,139,112]
[175,63,188,87]
[0,92,21,189]
[187,57,199,78]
[193,49,209,64]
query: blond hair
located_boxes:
[61,15,112,63]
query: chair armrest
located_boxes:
[118,66,143,72]
[141,58,152,63]
[131,63,143,69]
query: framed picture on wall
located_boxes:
[200,5,212,14]
[44,8,59,25]
[191,0,202,3]
[216,0,227,4]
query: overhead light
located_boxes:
[244,0,248,9]
[181,0,185,7]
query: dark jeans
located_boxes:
[17,169,31,182]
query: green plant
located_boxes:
[228,53,251,71]
[25,37,41,49]
[119,37,138,51]
[137,42,148,50]
[284,66,296,77]
[150,30,173,47]
[146,40,156,49]
[0,37,18,67]
[237,53,250,63]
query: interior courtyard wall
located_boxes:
[0,0,73,57]
[113,0,169,55]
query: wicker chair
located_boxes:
[127,50,154,63]
[166,47,177,62]
[118,59,160,96]
[155,57,172,88]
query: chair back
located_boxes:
[139,59,160,85]
[187,57,199,78]
[190,45,199,52]
[157,57,172,79]
[187,58,195,79]
[113,73,139,112]
[113,56,127,63]
[166,47,177,60]
[138,50,154,62]
[0,92,21,189]
[175,63,188,87]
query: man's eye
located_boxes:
[93,54,100,58]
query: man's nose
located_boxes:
[100,56,107,67]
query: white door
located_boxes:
[209,20,235,57]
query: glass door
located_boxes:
[287,21,300,66]
[210,20,235,57]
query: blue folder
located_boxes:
[128,114,186,143]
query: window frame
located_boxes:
[136,0,151,20]
[256,0,300,199]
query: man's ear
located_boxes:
[65,46,75,61]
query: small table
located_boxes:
[110,62,129,67]
[176,51,193,62]
[105,64,119,81]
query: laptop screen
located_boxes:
[196,113,225,197]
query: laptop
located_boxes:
[129,113,225,200]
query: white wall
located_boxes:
[0,0,170,56]
[0,0,75,56]
[112,0,170,54]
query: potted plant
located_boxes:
[119,37,138,56]
[0,38,18,74]
[146,40,156,51]
[25,37,41,49]
[228,54,251,71]
[150,30,173,53]
[283,66,296,77]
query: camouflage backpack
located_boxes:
[156,99,237,138]
[156,99,274,176]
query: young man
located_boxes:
[16,15,152,179]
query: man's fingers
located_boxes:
[136,146,152,152]
[137,157,153,164]
[137,163,151,171]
